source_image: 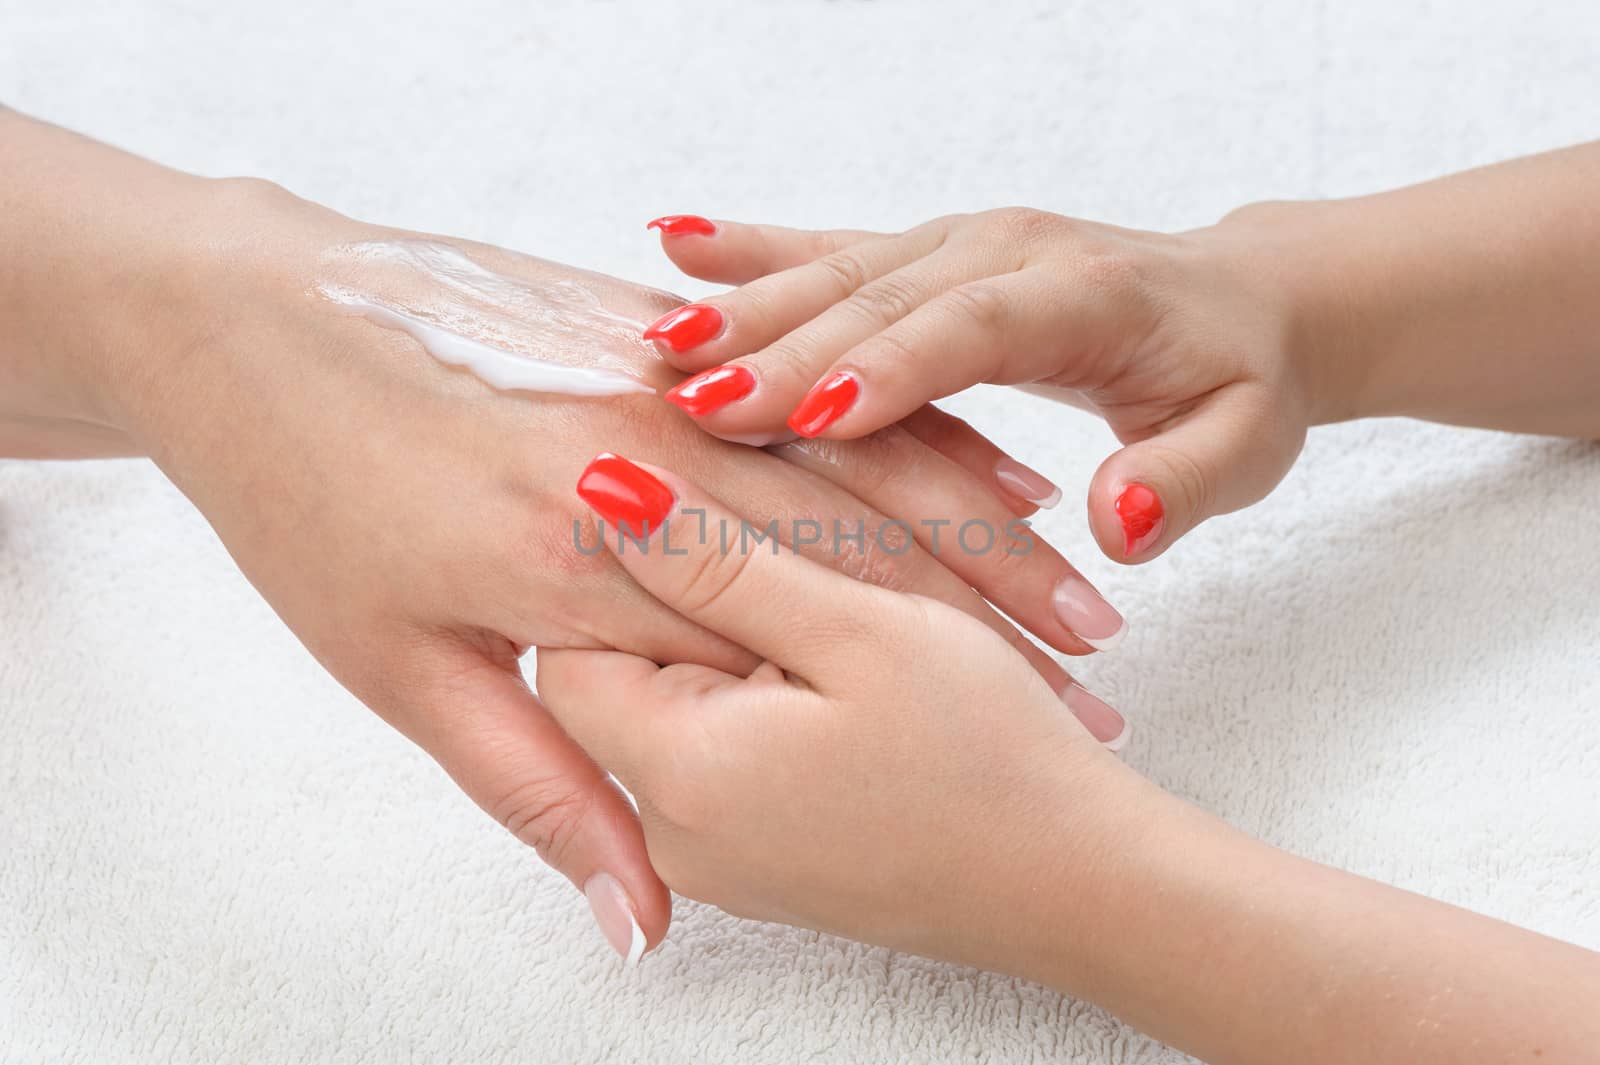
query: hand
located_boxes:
[642,210,1311,563]
[541,454,1600,1065]
[2,117,1130,962]
[537,453,1144,969]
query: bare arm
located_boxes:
[1241,140,1600,437]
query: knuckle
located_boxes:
[987,206,1062,246]
[1071,249,1144,303]
[852,327,923,373]
[733,277,788,327]
[489,773,597,868]
[672,535,759,619]
[940,280,1011,333]
[843,273,924,324]
[805,228,848,259]
[1147,443,1215,521]
[814,250,872,297]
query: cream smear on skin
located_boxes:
[317,240,656,398]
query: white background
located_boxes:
[3,2,1598,1062]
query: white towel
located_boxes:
[3,2,1597,1061]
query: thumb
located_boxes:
[395,645,671,966]
[1088,385,1306,563]
[573,451,892,681]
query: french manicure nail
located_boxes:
[642,304,725,353]
[1114,483,1164,557]
[647,214,717,236]
[1051,575,1127,651]
[664,364,757,417]
[584,872,647,968]
[787,371,860,437]
[1060,682,1129,752]
[994,458,1062,509]
[576,452,675,537]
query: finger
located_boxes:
[548,514,762,675]
[756,417,1110,678]
[572,452,892,677]
[561,429,1110,726]
[648,216,885,284]
[1087,384,1305,564]
[395,644,672,965]
[643,225,947,375]
[535,649,765,781]
[674,249,1024,442]
[775,424,1125,656]
[898,404,1060,517]
[572,452,1126,745]
[784,265,1135,440]
[533,647,666,783]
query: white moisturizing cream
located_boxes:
[316,240,657,398]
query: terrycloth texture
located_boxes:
[2,2,1598,1061]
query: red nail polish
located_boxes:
[1114,483,1164,557]
[576,453,675,537]
[665,364,756,417]
[646,215,717,236]
[642,304,724,353]
[787,371,860,438]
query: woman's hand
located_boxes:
[648,141,1600,566]
[541,453,1600,1064]
[0,110,1127,957]
[642,210,1309,563]
[537,452,1140,969]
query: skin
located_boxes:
[542,455,1600,1065]
[0,107,1128,950]
[645,140,1600,562]
[7,104,1598,1059]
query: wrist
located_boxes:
[0,111,293,456]
[1204,198,1397,426]
[966,752,1207,996]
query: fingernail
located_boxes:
[1060,682,1129,752]
[1051,575,1126,651]
[584,873,647,968]
[647,214,717,236]
[576,452,675,537]
[1114,483,1164,557]
[787,371,860,437]
[994,458,1061,509]
[665,364,757,417]
[642,304,724,353]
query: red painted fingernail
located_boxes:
[787,371,860,437]
[665,364,756,417]
[577,453,675,537]
[646,214,717,236]
[1114,483,1164,557]
[642,304,724,353]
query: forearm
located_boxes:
[0,107,216,457]
[1225,141,1600,437]
[1012,775,1600,1064]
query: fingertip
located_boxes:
[1113,482,1165,559]
[1087,457,1172,565]
[583,855,673,967]
[646,214,718,237]
[1060,681,1129,750]
[641,303,726,357]
[786,370,861,438]
[651,218,754,285]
